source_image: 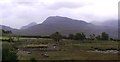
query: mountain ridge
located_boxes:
[21,22,37,29]
[17,16,117,38]
[0,16,118,38]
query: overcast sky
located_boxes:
[0,0,119,29]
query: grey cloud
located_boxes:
[17,2,34,5]
[13,0,39,6]
[46,2,84,10]
[0,0,118,29]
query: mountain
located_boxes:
[16,16,117,38]
[0,16,117,38]
[0,25,17,30]
[21,22,37,29]
[0,25,19,35]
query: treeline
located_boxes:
[2,30,12,34]
[18,35,50,38]
[51,32,119,41]
[2,29,119,41]
[67,32,110,40]
[16,32,110,40]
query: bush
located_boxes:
[2,42,18,62]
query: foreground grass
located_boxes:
[18,50,119,60]
[1,37,120,60]
[16,38,119,60]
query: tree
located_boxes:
[74,32,86,40]
[3,30,12,34]
[89,34,95,40]
[110,38,113,41]
[8,31,12,34]
[62,35,67,39]
[2,42,18,62]
[81,32,86,40]
[68,34,74,39]
[74,33,81,40]
[51,32,62,43]
[2,30,5,33]
[96,35,101,40]
[101,32,109,40]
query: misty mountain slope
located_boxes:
[18,16,95,35]
[0,25,18,31]
[104,20,118,27]
[98,20,118,28]
[17,16,118,38]
[21,22,37,29]
[0,25,19,34]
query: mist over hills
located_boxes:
[1,16,118,38]
[93,20,118,28]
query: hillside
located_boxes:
[15,16,117,38]
[21,22,37,29]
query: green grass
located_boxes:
[1,37,120,60]
[2,37,119,50]
[18,50,119,60]
[70,41,119,50]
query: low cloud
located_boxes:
[46,2,86,10]
[0,0,119,29]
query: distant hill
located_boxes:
[15,16,117,38]
[0,25,19,35]
[0,25,17,30]
[0,16,117,38]
[21,22,37,29]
